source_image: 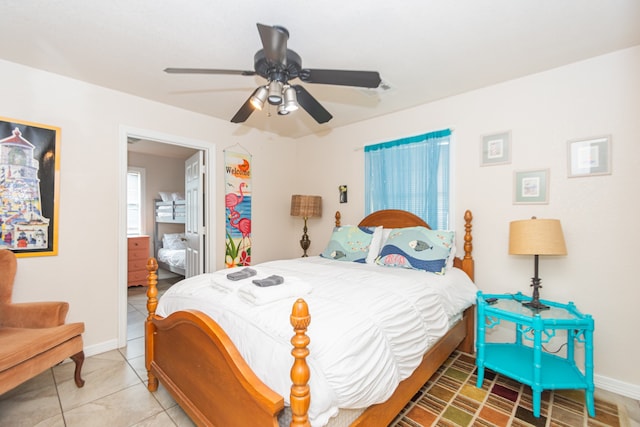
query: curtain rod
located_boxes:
[353,127,455,151]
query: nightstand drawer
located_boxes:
[127,270,148,286]
[128,258,148,271]
[128,248,148,261]
[128,235,149,249]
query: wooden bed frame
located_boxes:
[145,209,474,427]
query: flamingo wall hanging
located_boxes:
[224,148,252,266]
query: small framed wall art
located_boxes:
[513,169,549,205]
[480,131,511,166]
[339,185,348,203]
[567,135,611,177]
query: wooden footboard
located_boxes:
[145,258,294,426]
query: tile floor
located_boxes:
[1,273,639,427]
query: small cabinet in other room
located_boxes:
[128,235,150,287]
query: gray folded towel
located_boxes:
[252,275,284,287]
[226,267,257,281]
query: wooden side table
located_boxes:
[475,291,595,417]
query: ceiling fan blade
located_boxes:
[256,23,288,65]
[230,93,256,123]
[299,69,381,88]
[293,85,333,124]
[164,68,256,76]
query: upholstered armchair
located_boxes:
[0,249,85,394]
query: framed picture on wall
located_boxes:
[567,135,611,177]
[0,117,61,257]
[513,169,549,204]
[480,131,511,166]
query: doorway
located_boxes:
[118,126,216,348]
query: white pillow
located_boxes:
[365,226,384,264]
[445,241,457,271]
[162,233,187,250]
[158,191,171,202]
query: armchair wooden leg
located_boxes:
[70,350,85,388]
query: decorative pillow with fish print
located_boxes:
[320,225,376,263]
[375,226,455,274]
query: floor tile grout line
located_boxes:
[52,368,68,427]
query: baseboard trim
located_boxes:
[595,374,640,400]
[84,339,119,358]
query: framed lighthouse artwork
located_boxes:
[0,117,60,257]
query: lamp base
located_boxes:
[299,217,310,257]
[522,269,550,311]
[522,299,550,311]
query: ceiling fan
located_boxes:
[164,23,382,124]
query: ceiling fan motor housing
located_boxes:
[253,49,303,83]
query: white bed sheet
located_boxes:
[156,256,477,427]
[157,247,185,269]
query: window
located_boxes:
[365,129,451,229]
[127,167,145,235]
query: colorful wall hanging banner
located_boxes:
[224,150,252,267]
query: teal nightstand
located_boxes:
[475,291,595,417]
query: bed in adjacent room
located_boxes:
[144,209,476,426]
[153,195,186,277]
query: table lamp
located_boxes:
[290,195,322,257]
[509,217,567,310]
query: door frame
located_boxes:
[118,125,216,347]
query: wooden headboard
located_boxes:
[358,209,430,229]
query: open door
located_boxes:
[185,151,205,277]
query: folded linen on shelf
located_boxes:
[238,276,312,305]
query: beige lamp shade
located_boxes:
[509,218,567,256]
[290,195,322,218]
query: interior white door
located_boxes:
[185,151,205,277]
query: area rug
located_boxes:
[389,352,622,427]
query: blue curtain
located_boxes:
[365,129,451,229]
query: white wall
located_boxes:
[0,59,299,354]
[296,46,640,397]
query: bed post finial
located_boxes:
[290,298,311,427]
[146,258,159,319]
[335,211,341,227]
[462,210,474,281]
[145,257,159,392]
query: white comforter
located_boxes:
[156,256,477,426]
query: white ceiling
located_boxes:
[1,1,639,139]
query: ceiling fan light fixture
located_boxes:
[268,80,283,105]
[249,86,268,110]
[277,103,290,115]
[283,86,299,112]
